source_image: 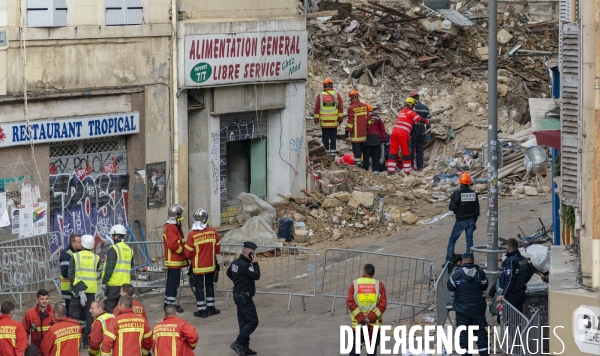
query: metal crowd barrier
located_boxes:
[320,248,434,321]
[434,262,454,326]
[0,245,50,310]
[215,244,317,311]
[496,299,541,356]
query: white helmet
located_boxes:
[81,235,95,250]
[109,225,128,238]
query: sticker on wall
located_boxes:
[146,162,167,209]
[33,202,48,235]
[11,208,19,234]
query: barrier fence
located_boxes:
[434,262,453,326]
[496,299,541,356]
[320,248,434,321]
[215,244,317,311]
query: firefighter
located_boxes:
[101,296,152,356]
[387,97,440,175]
[447,253,489,356]
[445,172,480,263]
[184,208,221,318]
[68,234,100,349]
[59,234,81,311]
[346,264,387,356]
[152,305,199,356]
[408,91,431,171]
[362,103,387,172]
[40,303,82,356]
[88,300,114,356]
[163,204,187,313]
[101,224,134,314]
[313,78,344,160]
[113,283,148,320]
[0,301,28,356]
[345,90,369,168]
[497,238,529,316]
[22,289,55,348]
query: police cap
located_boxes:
[462,252,474,260]
[243,241,258,250]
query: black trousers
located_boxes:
[164,268,182,306]
[321,128,338,156]
[194,273,215,311]
[410,134,426,170]
[362,145,382,172]
[104,286,121,314]
[69,293,94,344]
[234,294,259,347]
[455,311,489,356]
[349,329,380,356]
[351,142,364,168]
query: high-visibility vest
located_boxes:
[102,242,133,287]
[74,250,100,294]
[351,277,383,327]
[318,91,340,128]
[89,313,115,356]
[60,250,74,292]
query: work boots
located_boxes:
[243,346,258,355]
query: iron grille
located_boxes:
[50,137,126,157]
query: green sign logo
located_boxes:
[190,62,212,83]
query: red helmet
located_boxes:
[348,90,359,98]
[458,172,472,185]
[339,153,355,165]
[409,91,419,98]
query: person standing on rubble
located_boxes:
[362,103,387,172]
[409,91,430,171]
[445,172,480,264]
[387,97,440,175]
[314,78,344,160]
[345,90,369,168]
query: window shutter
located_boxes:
[106,0,143,26]
[27,0,67,28]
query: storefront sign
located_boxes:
[573,305,600,354]
[0,112,139,148]
[184,31,308,87]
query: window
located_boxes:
[106,0,143,26]
[27,0,67,28]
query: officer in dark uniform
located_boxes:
[227,241,260,356]
[447,252,489,356]
[445,172,480,263]
[409,92,430,171]
[497,238,528,316]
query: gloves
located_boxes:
[344,131,349,139]
[429,118,441,124]
[79,291,87,307]
[97,285,106,300]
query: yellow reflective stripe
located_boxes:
[184,245,194,251]
[56,334,80,343]
[174,246,183,254]
[351,308,361,317]
[314,114,320,118]
[89,348,100,356]
[153,331,179,338]
[0,334,16,346]
[189,342,197,348]
[192,266,216,274]
[338,113,344,117]
[374,308,383,317]
[105,330,116,340]
[33,326,51,332]
[166,260,187,267]
[143,331,152,338]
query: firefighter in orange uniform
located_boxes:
[314,78,344,160]
[346,264,387,356]
[101,296,152,356]
[345,90,369,168]
[113,284,148,320]
[0,301,28,356]
[184,208,221,318]
[163,204,187,313]
[40,303,82,356]
[152,305,199,356]
[22,289,55,348]
[88,300,113,356]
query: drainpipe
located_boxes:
[593,0,600,288]
[171,0,180,205]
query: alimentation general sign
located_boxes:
[184,31,308,87]
[0,112,139,148]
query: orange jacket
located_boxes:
[347,280,387,327]
[162,223,188,269]
[89,313,114,356]
[184,227,221,275]
[152,316,199,356]
[0,314,28,356]
[39,318,82,356]
[101,309,152,356]
[393,107,428,135]
[113,299,148,320]
[346,99,369,143]
[22,304,55,347]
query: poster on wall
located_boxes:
[19,204,33,238]
[11,208,19,234]
[0,192,8,228]
[33,202,47,235]
[146,162,166,209]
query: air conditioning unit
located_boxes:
[27,0,67,28]
[106,0,143,26]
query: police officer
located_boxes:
[226,241,260,356]
[447,253,489,356]
[68,234,100,349]
[497,238,528,315]
[409,91,430,171]
[101,225,134,314]
[59,234,81,311]
[162,204,187,313]
[445,172,480,264]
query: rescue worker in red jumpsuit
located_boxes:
[387,97,440,174]
[88,300,113,356]
[40,303,82,356]
[22,289,55,348]
[0,301,28,356]
[314,78,344,160]
[101,296,152,356]
[152,305,199,356]
[163,204,187,313]
[113,284,148,320]
[345,90,369,168]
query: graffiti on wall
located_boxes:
[49,151,128,249]
[0,247,44,290]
